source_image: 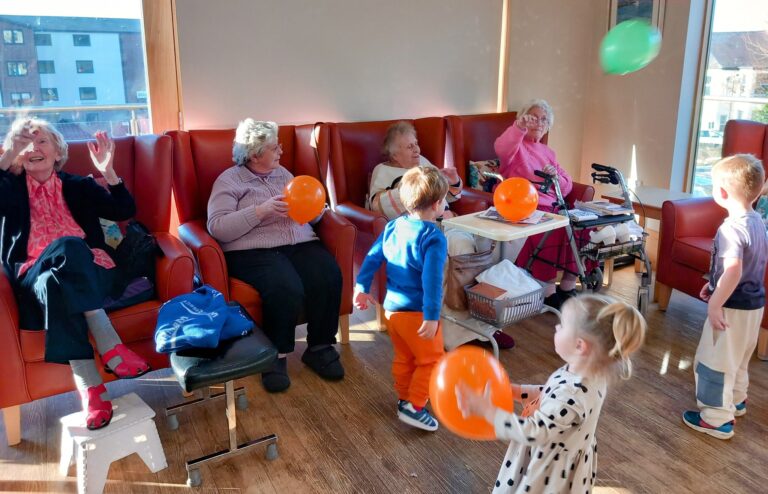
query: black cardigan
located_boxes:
[0,169,136,285]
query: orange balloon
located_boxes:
[493,178,539,222]
[283,175,326,224]
[429,346,514,440]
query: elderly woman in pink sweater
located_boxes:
[207,119,344,393]
[494,99,579,309]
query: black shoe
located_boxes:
[556,286,577,301]
[543,292,563,310]
[302,346,345,381]
[261,357,290,393]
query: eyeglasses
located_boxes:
[268,143,283,153]
[528,116,550,127]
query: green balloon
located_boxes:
[600,20,662,75]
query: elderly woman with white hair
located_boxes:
[0,117,150,431]
[207,119,344,393]
[495,99,581,309]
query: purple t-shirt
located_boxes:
[708,211,768,310]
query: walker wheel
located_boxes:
[236,393,248,410]
[584,267,603,292]
[266,443,279,461]
[187,468,202,487]
[637,287,649,316]
[166,414,179,431]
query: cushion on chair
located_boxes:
[170,329,277,393]
[671,236,713,272]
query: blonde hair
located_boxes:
[382,121,417,160]
[712,154,765,202]
[232,119,278,167]
[3,116,68,170]
[519,98,554,129]
[563,294,646,380]
[399,165,448,213]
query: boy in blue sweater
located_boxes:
[354,166,449,431]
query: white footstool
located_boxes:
[59,392,167,494]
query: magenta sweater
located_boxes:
[207,165,318,251]
[494,125,573,209]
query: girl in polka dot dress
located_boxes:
[457,294,646,493]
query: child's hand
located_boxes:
[707,303,728,331]
[699,282,711,302]
[455,381,496,424]
[353,289,376,310]
[417,320,438,339]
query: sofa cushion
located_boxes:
[671,236,713,272]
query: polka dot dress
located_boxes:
[491,365,605,494]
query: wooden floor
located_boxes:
[1,266,767,493]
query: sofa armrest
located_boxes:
[0,270,29,409]
[154,232,195,301]
[335,202,388,237]
[565,181,595,206]
[662,198,726,239]
[178,220,230,298]
[315,210,357,316]
[451,188,492,215]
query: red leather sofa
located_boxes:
[657,119,768,359]
[168,125,356,343]
[0,135,195,445]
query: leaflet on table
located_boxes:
[477,208,550,225]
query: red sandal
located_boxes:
[102,344,151,379]
[81,383,113,430]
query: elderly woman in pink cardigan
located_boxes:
[207,119,344,394]
[494,99,579,309]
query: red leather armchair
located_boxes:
[168,125,356,344]
[657,119,768,359]
[328,117,488,322]
[445,112,595,206]
[0,135,195,445]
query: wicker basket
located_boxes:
[579,232,648,261]
[464,277,545,328]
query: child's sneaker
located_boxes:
[734,400,747,417]
[397,401,438,431]
[682,410,734,439]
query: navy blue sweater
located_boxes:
[356,216,447,320]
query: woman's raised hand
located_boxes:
[440,166,460,185]
[515,113,537,131]
[542,164,558,177]
[88,131,117,180]
[0,125,34,172]
[254,194,289,221]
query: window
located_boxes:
[10,92,32,106]
[3,29,23,44]
[0,3,151,140]
[690,1,768,196]
[6,61,28,76]
[41,88,59,102]
[38,60,55,74]
[79,87,97,100]
[73,34,90,46]
[34,33,51,46]
[76,60,94,73]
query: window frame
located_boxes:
[72,34,91,46]
[34,33,52,46]
[6,61,28,77]
[78,86,97,101]
[3,29,24,44]
[76,60,94,74]
[10,92,32,106]
[37,60,55,74]
[41,88,59,102]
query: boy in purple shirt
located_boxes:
[683,154,767,439]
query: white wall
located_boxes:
[506,0,603,178]
[176,0,503,129]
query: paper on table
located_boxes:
[477,207,549,225]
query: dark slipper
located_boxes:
[543,292,563,310]
[302,346,345,381]
[261,357,290,393]
[556,287,577,301]
[492,330,515,350]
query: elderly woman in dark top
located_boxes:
[207,118,344,393]
[0,117,150,430]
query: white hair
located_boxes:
[232,119,278,167]
[3,116,69,170]
[519,99,555,129]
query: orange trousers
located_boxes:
[385,311,445,408]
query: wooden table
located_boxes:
[602,186,693,298]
